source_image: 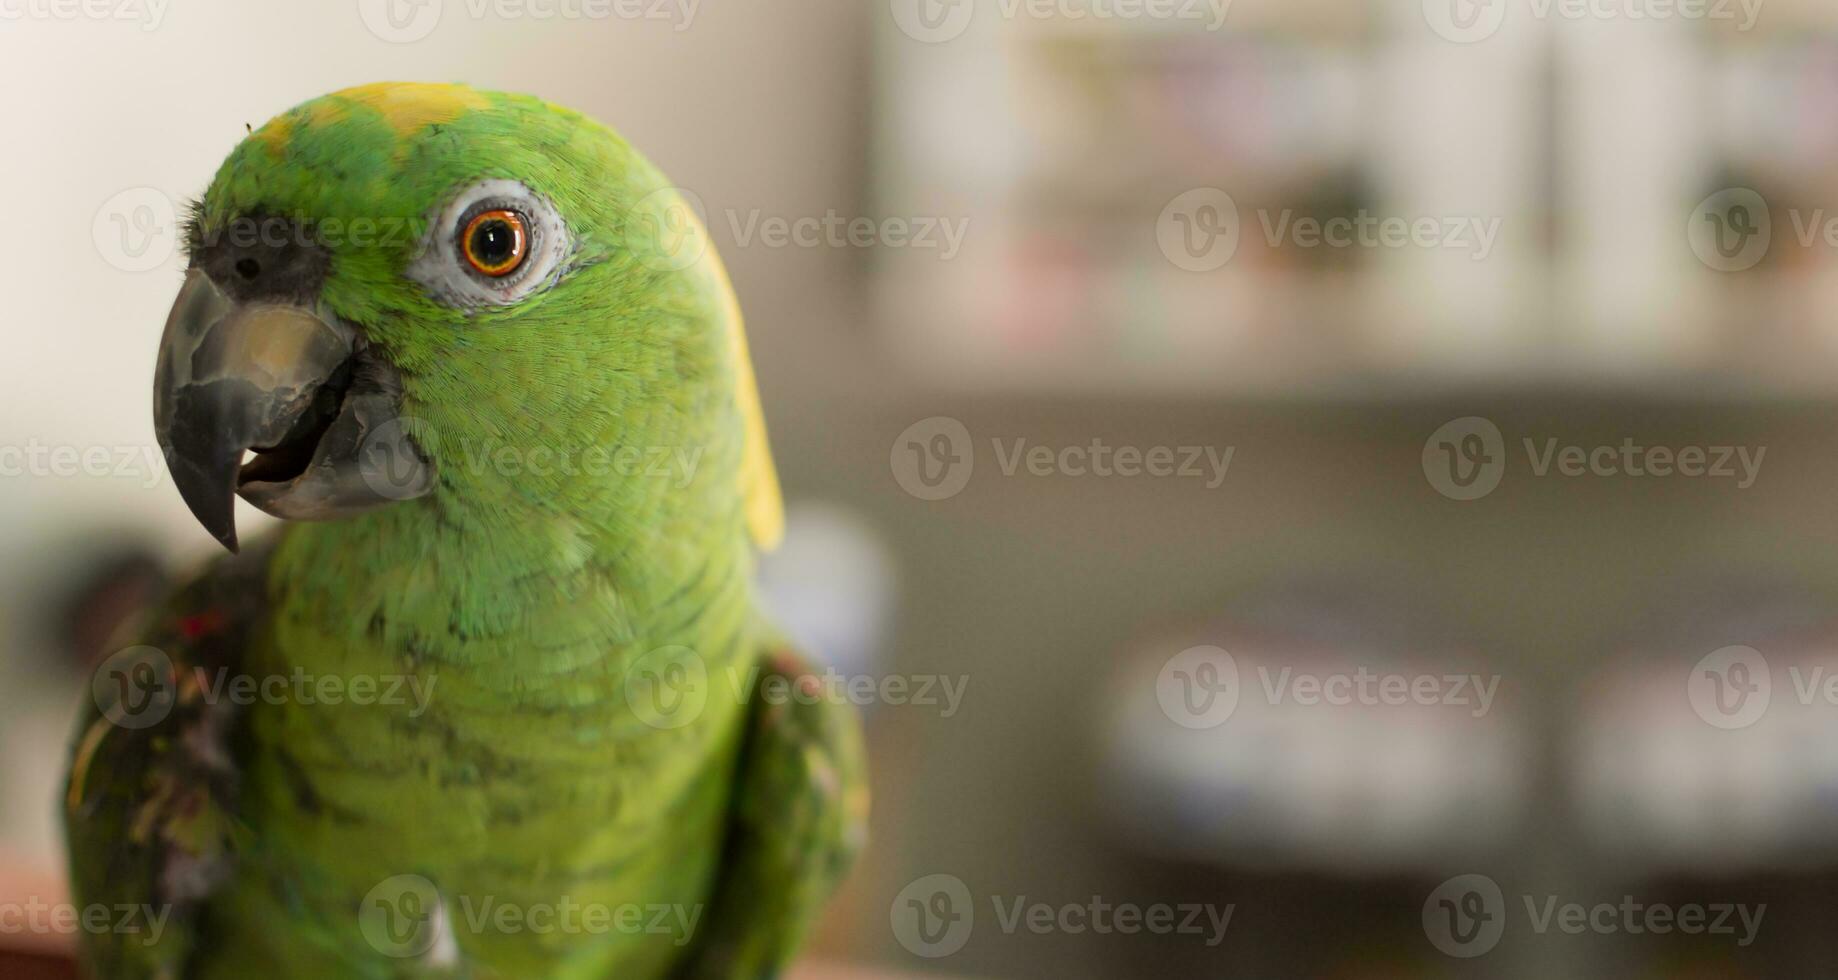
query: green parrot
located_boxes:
[63,82,867,979]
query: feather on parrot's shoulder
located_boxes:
[63,539,275,979]
[671,640,867,976]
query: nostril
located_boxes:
[235,257,261,280]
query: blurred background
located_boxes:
[9,0,1838,976]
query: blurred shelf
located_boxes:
[873,4,1838,397]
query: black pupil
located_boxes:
[470,218,517,267]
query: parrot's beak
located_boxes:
[154,268,433,552]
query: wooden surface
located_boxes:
[0,948,77,980]
[0,858,69,957]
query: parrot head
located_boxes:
[154,82,781,554]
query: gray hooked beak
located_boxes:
[154,269,434,552]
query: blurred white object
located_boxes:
[1573,635,1838,873]
[1104,637,1530,872]
[756,501,897,683]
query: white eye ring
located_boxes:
[408,179,573,308]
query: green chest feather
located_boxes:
[201,516,761,977]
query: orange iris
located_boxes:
[460,209,528,277]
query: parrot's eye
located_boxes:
[408,179,572,308]
[460,209,528,277]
